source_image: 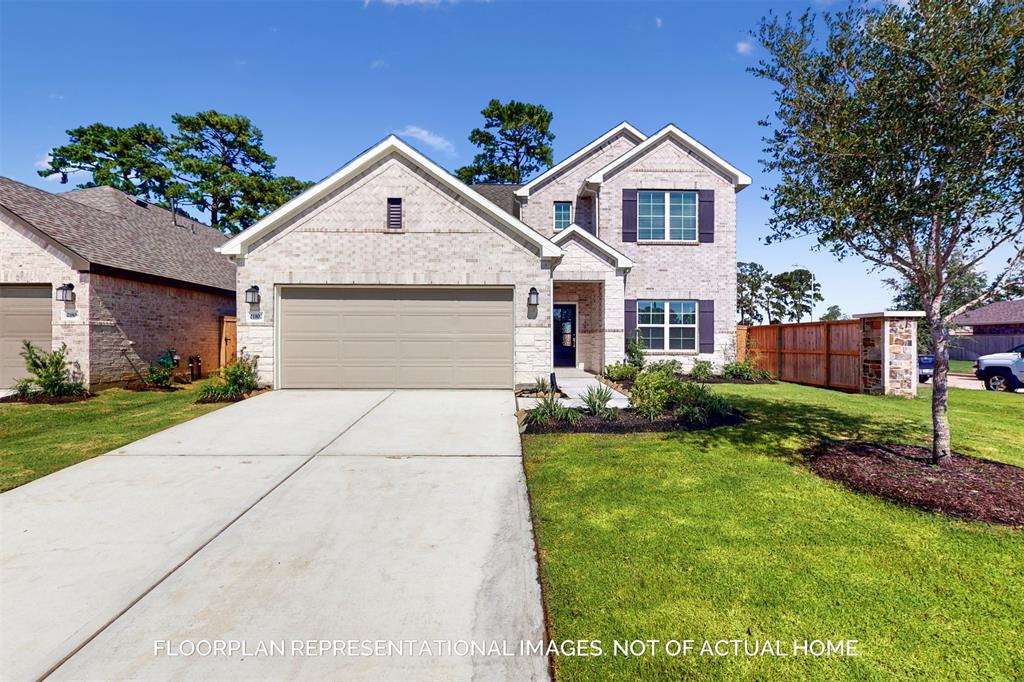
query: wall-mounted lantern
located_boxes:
[527,287,539,307]
[245,285,261,305]
[55,283,75,302]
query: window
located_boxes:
[637,300,698,351]
[553,202,572,231]
[387,197,402,230]
[637,191,698,241]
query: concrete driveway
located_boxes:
[1,390,547,681]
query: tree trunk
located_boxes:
[926,300,953,467]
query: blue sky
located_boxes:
[1,0,921,317]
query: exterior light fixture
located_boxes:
[527,287,539,306]
[55,283,75,302]
[245,285,261,305]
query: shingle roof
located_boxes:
[0,178,234,292]
[468,184,521,216]
[953,299,1024,326]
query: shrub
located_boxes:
[524,393,583,426]
[533,375,551,394]
[723,360,757,381]
[14,377,35,399]
[689,359,714,382]
[645,359,682,376]
[625,332,646,369]
[197,352,260,402]
[757,368,774,381]
[146,363,174,388]
[629,369,682,420]
[18,341,85,396]
[604,362,638,382]
[675,381,738,425]
[581,384,617,420]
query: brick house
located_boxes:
[219,123,750,389]
[0,178,236,389]
[952,299,1024,335]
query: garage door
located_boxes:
[279,287,514,389]
[1,285,52,388]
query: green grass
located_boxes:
[0,381,227,492]
[523,383,1023,681]
[948,359,975,374]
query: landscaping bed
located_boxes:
[524,407,744,434]
[809,442,1024,527]
[0,392,92,405]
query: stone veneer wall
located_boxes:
[861,314,919,397]
[88,274,235,386]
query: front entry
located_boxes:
[553,303,576,367]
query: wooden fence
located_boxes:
[744,320,862,391]
[948,333,1024,360]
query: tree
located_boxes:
[38,123,171,201]
[39,111,311,234]
[456,99,555,184]
[752,0,1024,466]
[737,262,767,324]
[820,305,844,321]
[773,268,824,322]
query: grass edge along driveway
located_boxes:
[523,382,1023,681]
[1,381,227,492]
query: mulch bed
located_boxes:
[0,392,92,405]
[808,442,1024,527]
[523,407,744,434]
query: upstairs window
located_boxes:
[387,198,402,230]
[637,191,697,241]
[637,299,698,351]
[553,201,573,231]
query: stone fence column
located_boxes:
[854,311,925,397]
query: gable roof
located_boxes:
[584,124,752,190]
[468,183,521,215]
[514,122,646,198]
[551,224,634,269]
[953,299,1024,326]
[219,136,562,258]
[0,177,234,292]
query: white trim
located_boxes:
[636,299,699,352]
[515,122,646,198]
[552,201,573,231]
[853,310,926,319]
[585,124,752,190]
[218,135,562,258]
[550,224,635,269]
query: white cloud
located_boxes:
[735,40,755,56]
[370,58,387,69]
[395,125,455,156]
[655,17,663,29]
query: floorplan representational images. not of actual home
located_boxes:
[218,122,751,389]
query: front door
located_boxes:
[553,304,576,367]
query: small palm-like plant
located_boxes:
[581,385,617,420]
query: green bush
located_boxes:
[723,360,758,381]
[196,352,260,402]
[14,377,35,399]
[604,362,638,382]
[674,381,738,425]
[625,332,646,369]
[757,368,774,381]
[689,359,714,382]
[629,369,682,420]
[524,393,583,426]
[581,385,617,420]
[645,359,682,376]
[18,341,85,396]
[146,363,174,388]
[533,375,551,394]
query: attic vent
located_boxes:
[387,198,402,230]
[135,199,148,208]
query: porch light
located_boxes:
[55,283,75,302]
[527,287,539,307]
[245,285,261,305]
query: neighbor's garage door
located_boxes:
[0,285,52,388]
[279,287,513,389]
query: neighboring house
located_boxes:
[952,299,1024,335]
[0,178,236,389]
[218,122,749,389]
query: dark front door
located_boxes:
[553,304,577,367]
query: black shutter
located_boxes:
[624,299,637,351]
[698,190,714,243]
[699,300,715,353]
[622,189,637,242]
[387,198,402,230]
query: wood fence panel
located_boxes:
[948,334,1024,360]
[219,316,237,368]
[744,319,862,392]
[746,325,778,376]
[828,322,860,390]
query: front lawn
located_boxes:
[0,382,227,492]
[523,383,1023,681]
[948,359,975,374]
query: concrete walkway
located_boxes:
[1,390,547,681]
[519,368,629,411]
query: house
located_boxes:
[218,122,750,389]
[952,299,1024,335]
[0,178,236,389]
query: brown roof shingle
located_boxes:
[0,178,234,292]
[953,299,1024,326]
[468,184,521,216]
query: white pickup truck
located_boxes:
[974,343,1024,392]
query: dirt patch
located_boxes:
[523,408,744,434]
[0,392,92,405]
[808,442,1024,527]
[123,381,182,393]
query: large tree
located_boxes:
[737,261,788,324]
[773,268,823,322]
[39,111,310,234]
[753,0,1024,465]
[820,305,845,321]
[456,99,555,184]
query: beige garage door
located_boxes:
[1,285,52,388]
[279,287,514,389]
